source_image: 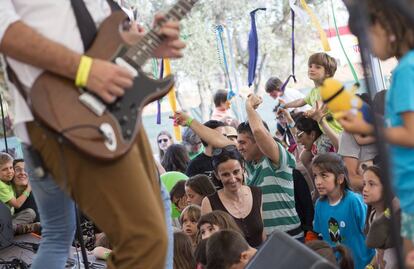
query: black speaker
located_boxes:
[0,202,13,250]
[246,231,338,269]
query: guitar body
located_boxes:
[30,11,175,160]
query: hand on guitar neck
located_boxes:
[88,13,185,104]
[27,0,197,160]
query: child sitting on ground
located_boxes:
[0,153,40,235]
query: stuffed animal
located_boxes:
[320,78,372,123]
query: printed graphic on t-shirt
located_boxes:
[328,217,342,243]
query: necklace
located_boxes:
[222,187,250,218]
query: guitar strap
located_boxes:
[71,0,121,51]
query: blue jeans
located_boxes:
[23,146,76,269]
[161,182,173,269]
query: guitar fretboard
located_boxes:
[124,0,197,67]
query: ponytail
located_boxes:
[332,245,354,269]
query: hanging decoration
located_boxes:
[247,8,266,87]
[215,25,235,100]
[329,0,359,83]
[299,0,331,51]
[281,7,297,93]
[163,59,182,142]
[224,21,245,121]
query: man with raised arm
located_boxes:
[174,94,302,238]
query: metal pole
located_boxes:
[0,93,8,153]
[342,0,405,268]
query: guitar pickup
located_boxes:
[79,92,106,116]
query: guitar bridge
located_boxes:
[79,92,106,116]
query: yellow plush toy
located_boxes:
[320,78,372,123]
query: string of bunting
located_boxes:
[215,25,234,98]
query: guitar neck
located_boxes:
[123,0,197,67]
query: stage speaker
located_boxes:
[246,230,338,269]
[0,202,13,250]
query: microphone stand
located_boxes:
[342,0,405,268]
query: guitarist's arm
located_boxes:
[0,17,185,103]
[0,21,132,103]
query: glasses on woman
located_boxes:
[158,138,169,144]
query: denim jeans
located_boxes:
[161,182,173,269]
[23,145,76,269]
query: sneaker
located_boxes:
[14,222,41,235]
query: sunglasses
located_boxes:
[158,138,169,144]
[212,145,238,156]
[296,131,305,139]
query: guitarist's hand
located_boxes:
[86,59,134,103]
[152,13,186,59]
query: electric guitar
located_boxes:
[30,0,198,160]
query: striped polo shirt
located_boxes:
[245,142,302,237]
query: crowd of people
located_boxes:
[1,0,414,269]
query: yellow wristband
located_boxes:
[185,117,194,127]
[366,264,375,269]
[23,191,30,197]
[75,55,93,87]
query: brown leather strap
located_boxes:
[5,62,28,101]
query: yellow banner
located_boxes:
[300,0,331,51]
[163,59,182,142]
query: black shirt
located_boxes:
[15,193,39,222]
[185,152,223,189]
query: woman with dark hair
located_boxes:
[295,111,338,178]
[200,145,264,248]
[185,174,216,206]
[161,144,190,173]
[157,130,173,162]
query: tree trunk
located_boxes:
[253,53,268,94]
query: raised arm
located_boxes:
[282,98,307,109]
[246,94,280,165]
[174,111,235,148]
[7,185,31,209]
[310,102,339,150]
